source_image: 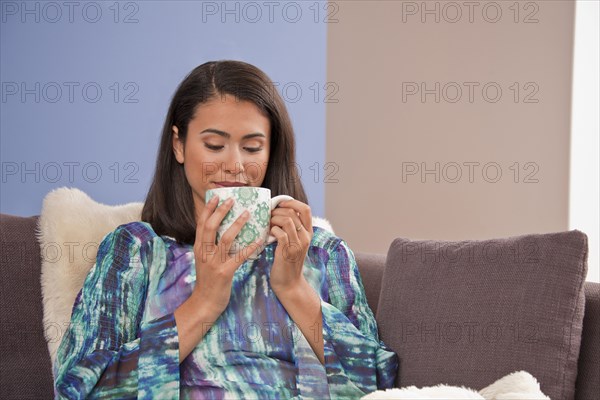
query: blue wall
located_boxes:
[1,0,327,217]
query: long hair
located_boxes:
[142,60,307,244]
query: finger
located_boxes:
[219,209,251,255]
[271,217,300,244]
[276,200,312,233]
[270,214,303,238]
[270,225,303,263]
[272,208,304,232]
[272,204,303,224]
[202,197,235,248]
[270,225,288,246]
[271,208,313,242]
[271,208,312,244]
[195,195,220,243]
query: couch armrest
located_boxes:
[354,252,386,317]
[0,213,54,398]
[575,281,600,400]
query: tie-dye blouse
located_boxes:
[53,221,398,399]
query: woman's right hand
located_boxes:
[192,195,264,316]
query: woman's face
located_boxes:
[172,93,271,221]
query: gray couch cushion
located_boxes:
[0,214,54,399]
[377,230,588,400]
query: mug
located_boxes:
[205,186,294,260]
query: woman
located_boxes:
[53,60,398,399]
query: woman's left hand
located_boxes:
[269,199,313,293]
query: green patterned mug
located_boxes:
[205,187,294,260]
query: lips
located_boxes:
[214,182,248,187]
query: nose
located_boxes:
[222,147,245,176]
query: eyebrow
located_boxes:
[199,128,266,140]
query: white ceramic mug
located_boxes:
[205,186,294,260]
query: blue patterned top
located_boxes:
[53,221,398,399]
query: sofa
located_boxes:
[0,212,598,399]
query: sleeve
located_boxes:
[52,223,180,400]
[321,238,399,397]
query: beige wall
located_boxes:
[326,0,575,254]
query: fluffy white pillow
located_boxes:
[39,187,147,367]
[361,371,549,399]
[39,187,334,368]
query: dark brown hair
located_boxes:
[141,60,307,244]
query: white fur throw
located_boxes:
[361,371,550,399]
[39,187,335,369]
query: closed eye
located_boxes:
[205,144,223,151]
[204,144,263,153]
